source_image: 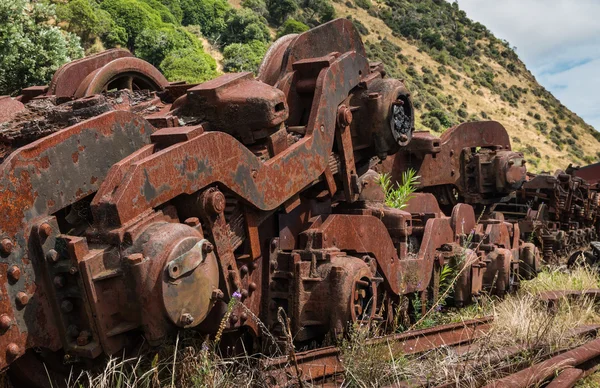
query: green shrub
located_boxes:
[135,26,198,66]
[266,0,297,25]
[0,0,84,95]
[222,40,268,73]
[354,0,371,10]
[180,0,229,37]
[277,18,309,38]
[100,0,165,50]
[241,0,268,17]
[222,8,271,46]
[160,47,218,83]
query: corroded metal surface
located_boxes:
[1,17,596,388]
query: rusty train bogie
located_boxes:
[0,18,598,386]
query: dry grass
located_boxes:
[339,266,600,387]
[1,265,597,387]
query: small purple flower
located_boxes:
[435,305,443,312]
[232,290,242,299]
[470,229,475,235]
[201,343,209,352]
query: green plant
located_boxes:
[221,8,271,46]
[222,40,268,73]
[377,169,420,210]
[160,47,218,83]
[135,26,198,66]
[277,18,309,37]
[0,0,84,95]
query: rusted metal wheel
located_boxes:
[257,33,298,86]
[350,276,377,323]
[74,57,169,98]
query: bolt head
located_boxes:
[53,275,66,288]
[229,314,239,324]
[181,313,195,326]
[206,191,226,214]
[61,300,73,313]
[202,242,214,254]
[240,313,248,322]
[0,238,13,255]
[241,289,249,299]
[76,331,91,346]
[46,249,59,263]
[6,343,20,358]
[39,223,52,238]
[248,282,257,292]
[16,292,29,306]
[69,266,78,275]
[7,266,21,282]
[0,314,12,331]
[239,265,248,275]
[211,289,224,300]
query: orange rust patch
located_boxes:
[72,152,79,163]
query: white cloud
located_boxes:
[452,0,600,129]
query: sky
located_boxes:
[453,0,600,130]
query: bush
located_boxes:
[354,0,371,9]
[160,47,218,83]
[135,26,198,66]
[241,0,268,17]
[0,0,84,95]
[100,0,165,50]
[180,0,229,37]
[222,8,271,46]
[277,18,309,37]
[222,40,268,73]
[267,0,297,25]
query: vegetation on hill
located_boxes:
[1,0,599,170]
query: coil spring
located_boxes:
[542,234,554,262]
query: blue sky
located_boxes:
[453,0,600,130]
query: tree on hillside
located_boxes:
[180,0,230,38]
[241,0,269,17]
[277,18,309,38]
[222,40,268,73]
[0,0,83,95]
[135,26,199,66]
[100,0,165,50]
[221,8,270,46]
[266,0,297,25]
[57,0,127,49]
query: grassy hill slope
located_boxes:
[325,0,600,172]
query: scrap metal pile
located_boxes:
[1,19,599,387]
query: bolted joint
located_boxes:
[76,330,91,346]
[6,343,20,358]
[7,266,21,282]
[337,105,353,128]
[39,223,52,239]
[16,292,29,307]
[211,289,224,300]
[0,238,13,255]
[180,313,195,326]
[202,242,214,254]
[46,249,59,263]
[0,314,12,331]
[205,190,226,215]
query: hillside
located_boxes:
[329,1,600,172]
[3,0,599,172]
